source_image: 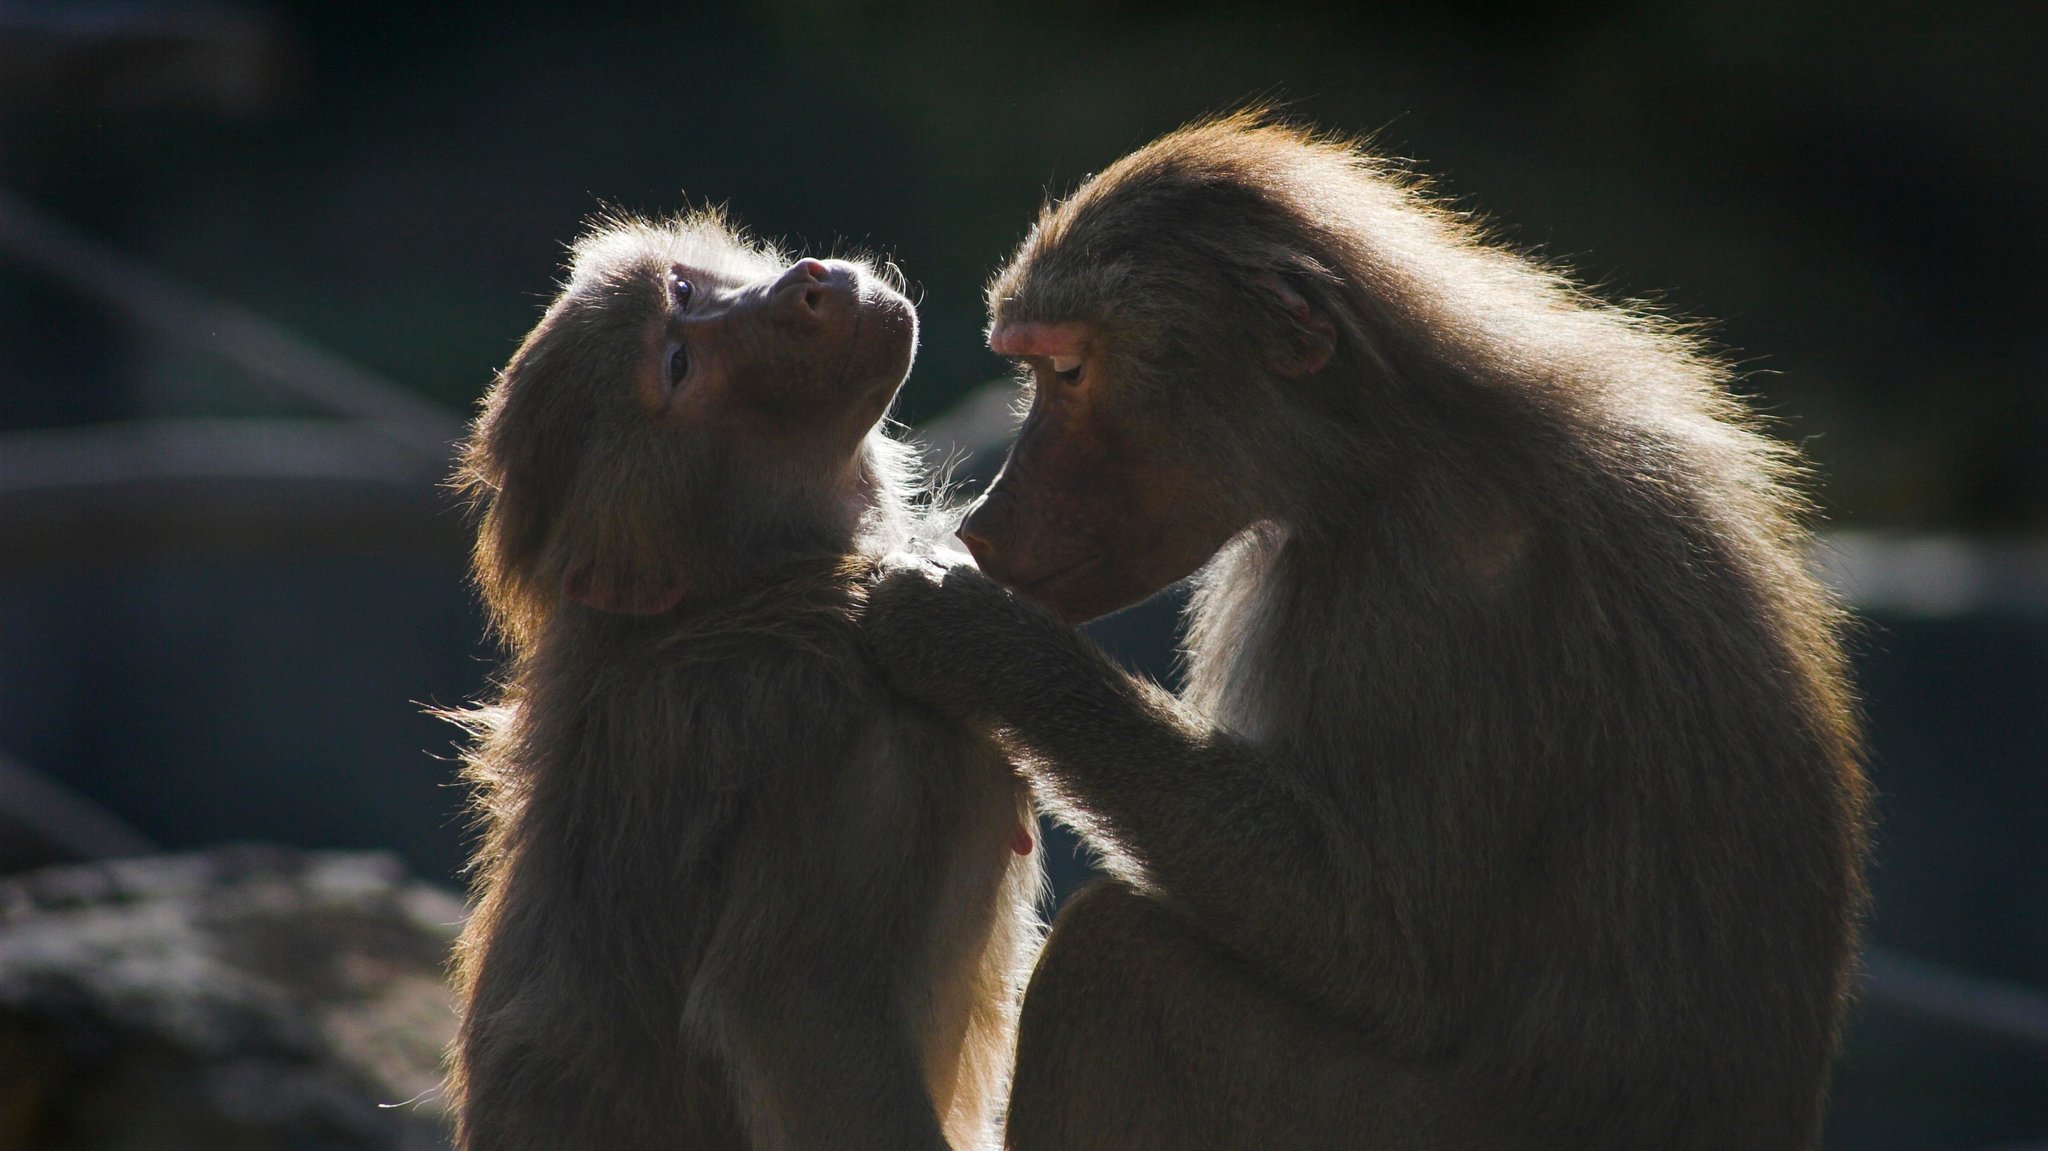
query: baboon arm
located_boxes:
[867,562,1374,1020]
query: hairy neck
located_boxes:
[1181,521,1294,739]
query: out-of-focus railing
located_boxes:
[0,184,467,572]
[0,418,466,573]
[0,185,461,462]
[1819,532,2048,618]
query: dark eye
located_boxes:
[667,343,689,387]
[671,276,693,309]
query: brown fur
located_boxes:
[865,113,1870,1149]
[446,213,1040,1150]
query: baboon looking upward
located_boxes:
[447,213,1039,1150]
[866,114,1869,1149]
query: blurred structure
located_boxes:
[1,2,2043,1147]
[0,751,152,873]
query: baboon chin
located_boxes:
[445,211,1040,1151]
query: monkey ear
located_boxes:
[1256,274,1336,378]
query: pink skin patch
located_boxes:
[562,568,686,616]
[988,320,1091,361]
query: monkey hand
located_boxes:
[864,557,1111,732]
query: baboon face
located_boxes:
[959,150,1343,625]
[464,222,917,629]
[964,255,1329,626]
[643,254,917,457]
[960,317,1249,625]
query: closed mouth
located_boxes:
[1015,553,1104,598]
[839,288,916,407]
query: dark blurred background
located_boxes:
[1,1,2042,1146]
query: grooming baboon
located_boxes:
[447,213,1040,1151]
[866,114,1869,1149]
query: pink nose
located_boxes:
[775,258,841,316]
